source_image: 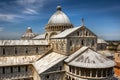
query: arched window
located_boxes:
[81,40,84,46]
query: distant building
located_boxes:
[0,6,115,80]
[21,27,37,40]
[114,48,120,77]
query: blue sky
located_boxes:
[0,0,120,40]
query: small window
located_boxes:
[25,65,28,72]
[103,69,106,77]
[26,48,28,54]
[86,31,88,36]
[60,66,62,70]
[11,67,13,73]
[72,66,75,73]
[46,75,49,79]
[70,40,72,46]
[3,48,5,55]
[92,40,94,46]
[3,67,5,74]
[56,44,58,50]
[81,40,84,45]
[92,69,96,77]
[77,31,79,36]
[76,67,79,75]
[72,78,75,80]
[18,66,20,72]
[69,76,71,80]
[36,47,39,53]
[69,66,72,72]
[15,48,17,54]
[118,54,120,57]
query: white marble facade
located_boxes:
[0,6,115,80]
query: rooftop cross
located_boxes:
[81,18,85,26]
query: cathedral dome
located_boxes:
[46,6,73,32]
[48,6,71,24]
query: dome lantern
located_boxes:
[57,6,62,11]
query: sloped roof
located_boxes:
[0,40,48,46]
[98,50,113,57]
[0,55,41,66]
[51,27,80,38]
[65,47,115,68]
[97,38,107,44]
[33,33,46,40]
[33,52,67,74]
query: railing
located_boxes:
[0,72,32,80]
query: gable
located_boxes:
[51,26,97,39]
[67,26,96,37]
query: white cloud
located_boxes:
[23,8,38,15]
[0,27,4,32]
[100,33,120,40]
[0,13,23,22]
[16,0,44,8]
[0,31,22,39]
[17,0,37,5]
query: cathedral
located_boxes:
[0,6,115,80]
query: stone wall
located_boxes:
[0,45,50,56]
[0,65,33,80]
[51,39,68,55]
[67,37,97,55]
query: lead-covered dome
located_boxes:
[46,6,73,32]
